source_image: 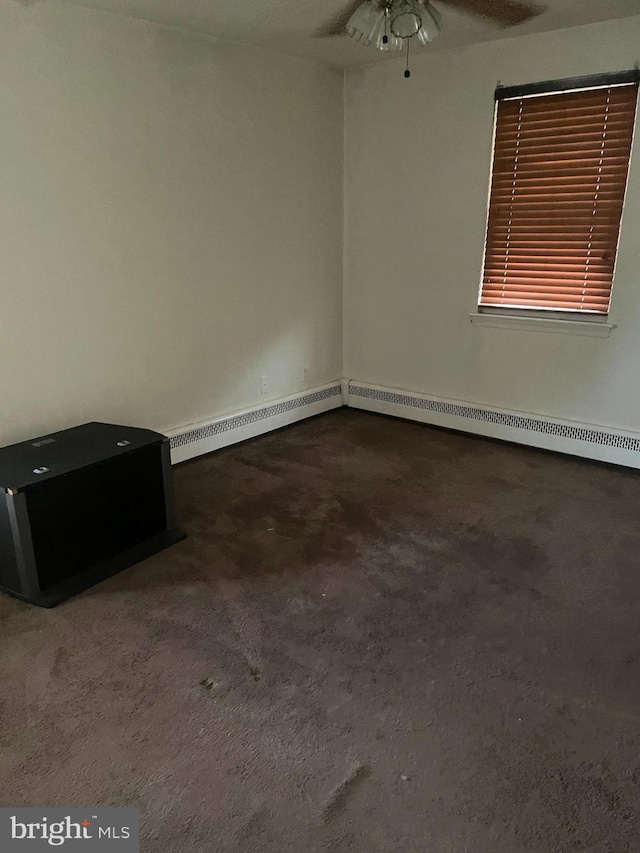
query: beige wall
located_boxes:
[5,4,640,450]
[0,2,343,446]
[344,16,640,432]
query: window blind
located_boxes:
[480,78,638,314]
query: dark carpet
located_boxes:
[2,409,640,852]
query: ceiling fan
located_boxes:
[318,0,545,76]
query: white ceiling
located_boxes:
[61,0,640,67]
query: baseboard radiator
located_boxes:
[166,378,640,470]
[168,383,343,464]
[346,381,640,470]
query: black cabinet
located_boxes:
[0,422,184,607]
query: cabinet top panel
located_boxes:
[0,423,164,491]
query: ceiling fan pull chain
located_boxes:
[404,36,411,78]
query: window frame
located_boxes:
[475,70,640,325]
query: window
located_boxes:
[479,71,639,316]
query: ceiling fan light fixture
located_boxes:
[345,0,384,46]
[370,8,406,50]
[336,0,544,77]
[346,1,406,51]
[347,0,442,50]
[390,0,422,39]
[345,0,376,45]
[415,1,442,45]
[344,0,444,73]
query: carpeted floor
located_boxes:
[2,408,640,851]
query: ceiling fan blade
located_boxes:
[439,0,544,26]
[316,0,369,37]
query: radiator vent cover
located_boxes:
[348,384,640,452]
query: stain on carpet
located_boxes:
[2,410,640,852]
[322,764,372,822]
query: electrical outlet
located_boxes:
[260,375,269,394]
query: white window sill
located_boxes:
[469,312,615,338]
